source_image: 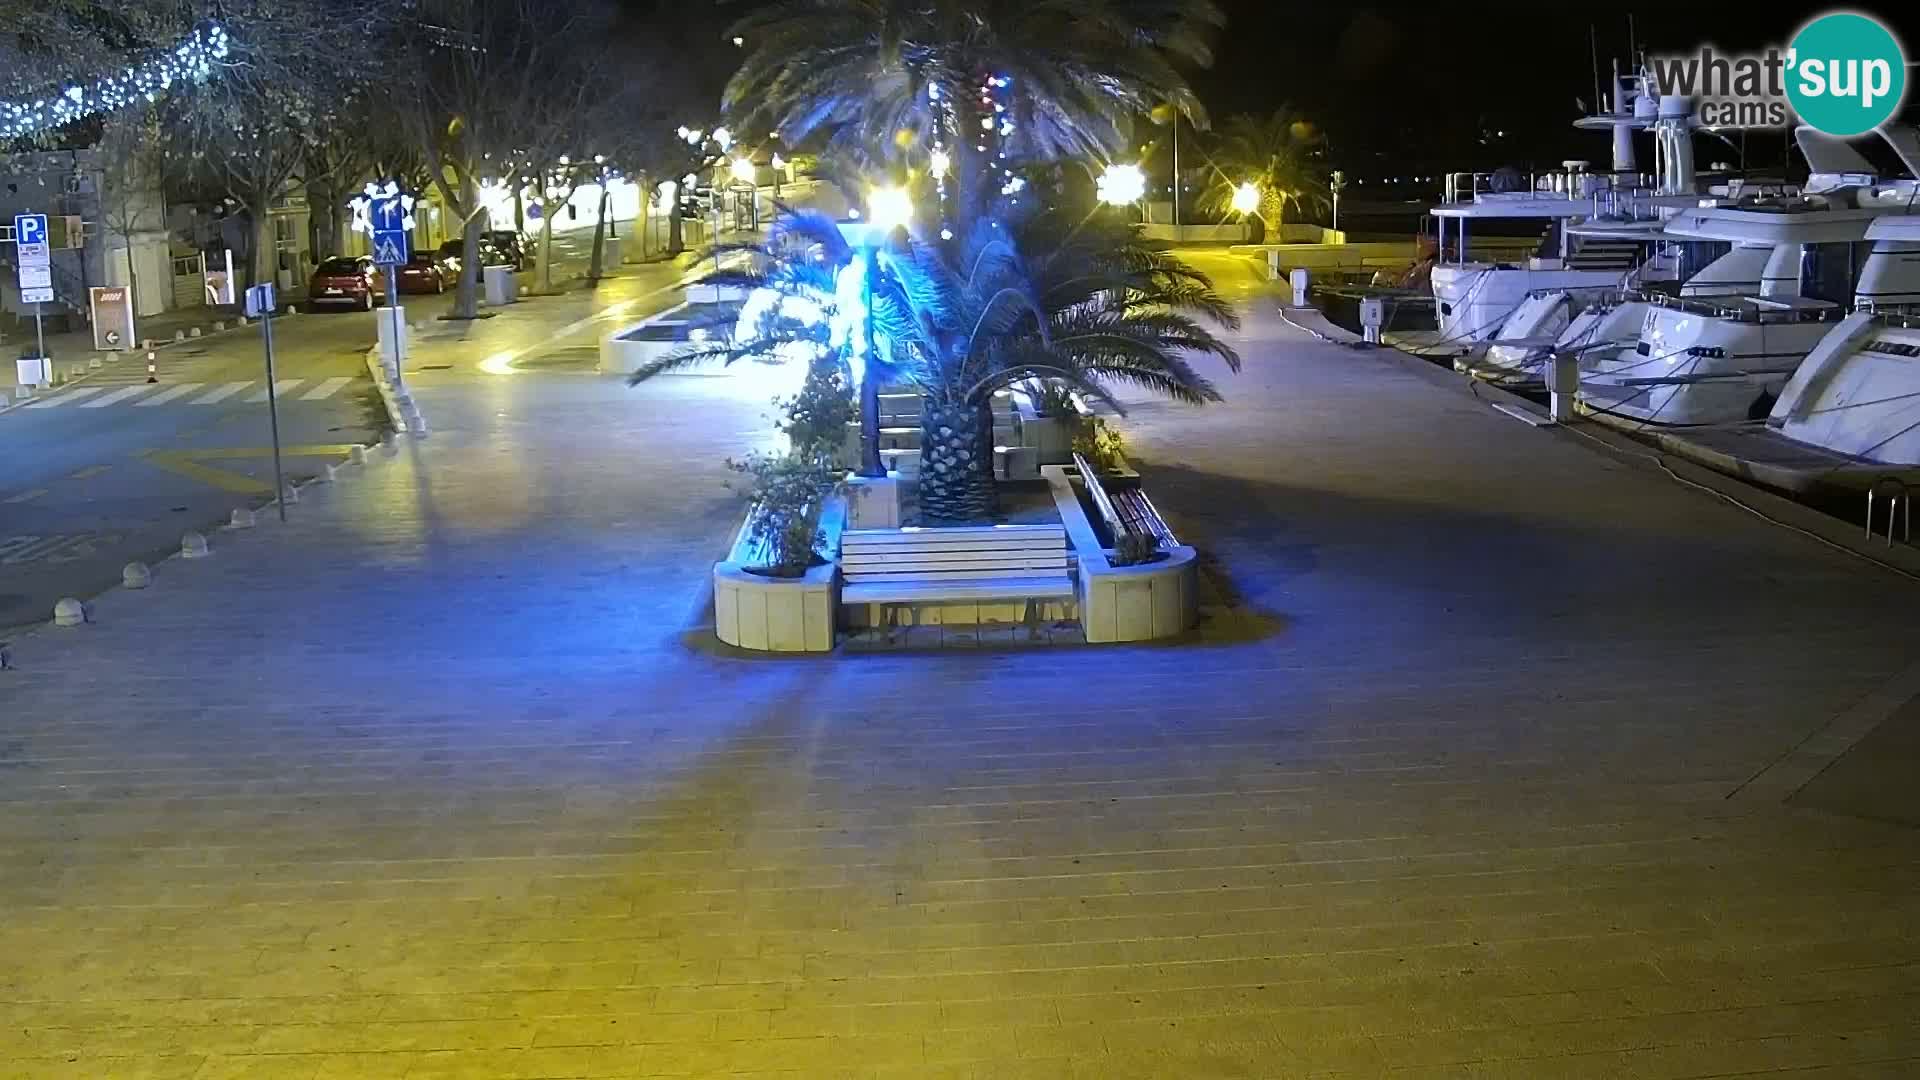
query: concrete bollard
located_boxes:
[14,386,32,400]
[88,357,102,369]
[53,598,86,626]
[173,330,186,342]
[122,562,152,589]
[229,508,256,529]
[188,327,202,338]
[180,531,210,559]
[348,445,368,465]
[279,484,299,505]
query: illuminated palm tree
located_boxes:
[1203,108,1330,242]
[629,206,1239,524]
[725,0,1223,221]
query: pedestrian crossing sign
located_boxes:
[371,229,410,266]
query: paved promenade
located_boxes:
[1,253,1918,1078]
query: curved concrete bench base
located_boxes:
[1043,464,1198,643]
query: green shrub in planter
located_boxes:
[1110,531,1162,567]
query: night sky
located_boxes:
[650,2,1920,181]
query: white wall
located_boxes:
[103,238,171,317]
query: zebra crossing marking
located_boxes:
[134,383,204,406]
[25,387,106,408]
[300,377,354,401]
[192,381,253,405]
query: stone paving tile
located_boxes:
[3,256,1920,1077]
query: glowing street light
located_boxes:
[1096,163,1146,207]
[731,158,756,184]
[866,186,913,232]
[928,148,950,179]
[712,127,733,151]
[1230,181,1260,215]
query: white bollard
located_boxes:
[1290,267,1311,307]
[213,320,226,332]
[122,562,152,589]
[348,445,368,465]
[229,508,256,529]
[180,531,210,559]
[1547,353,1580,423]
[53,598,86,626]
[173,330,186,342]
[279,484,299,505]
[88,357,102,369]
[188,327,201,338]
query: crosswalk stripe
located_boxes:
[26,387,107,408]
[246,379,303,402]
[192,381,253,405]
[134,383,204,406]
[300,376,354,401]
[82,386,154,408]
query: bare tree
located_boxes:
[397,0,617,319]
[96,113,167,317]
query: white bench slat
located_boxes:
[843,578,1074,603]
[847,567,1067,582]
[845,525,1064,539]
[843,554,1066,571]
[842,542,1064,560]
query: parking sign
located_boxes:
[14,213,52,303]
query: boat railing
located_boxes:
[1444,169,1658,207]
[1649,293,1847,325]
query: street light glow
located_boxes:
[1230,181,1260,215]
[866,186,913,232]
[929,148,950,178]
[1096,163,1146,207]
[713,127,732,151]
[731,158,756,184]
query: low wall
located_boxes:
[1228,241,1417,274]
[1140,223,1250,244]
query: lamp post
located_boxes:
[850,187,912,479]
[1331,170,1347,233]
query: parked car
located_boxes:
[307,256,384,311]
[436,231,533,275]
[394,251,452,294]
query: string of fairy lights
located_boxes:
[0,24,231,142]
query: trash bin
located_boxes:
[602,235,622,268]
[15,352,51,388]
[482,265,518,306]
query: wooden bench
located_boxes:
[840,525,1074,629]
[1071,452,1179,547]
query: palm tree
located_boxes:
[870,210,1241,521]
[725,0,1223,222]
[1203,109,1330,242]
[630,205,1240,524]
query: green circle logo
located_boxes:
[1787,12,1907,137]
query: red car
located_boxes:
[395,251,453,294]
[307,256,386,311]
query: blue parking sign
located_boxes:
[15,214,46,246]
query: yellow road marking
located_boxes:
[67,465,112,480]
[2,488,47,504]
[137,444,364,495]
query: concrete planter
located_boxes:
[599,303,692,375]
[713,497,845,652]
[1043,465,1197,643]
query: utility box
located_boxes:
[601,235,622,268]
[15,355,51,388]
[483,265,518,306]
[1289,267,1310,307]
[1359,297,1385,344]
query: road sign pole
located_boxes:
[32,305,44,365]
[385,272,406,395]
[261,307,288,523]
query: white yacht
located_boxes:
[1469,214,1772,386]
[1428,68,1705,347]
[1766,214,1920,466]
[1579,136,1920,427]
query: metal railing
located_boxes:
[1866,477,1911,547]
[1648,292,1846,325]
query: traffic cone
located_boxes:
[145,351,157,383]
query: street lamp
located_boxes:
[1330,170,1347,233]
[866,186,913,233]
[1096,163,1146,217]
[1230,181,1260,216]
[730,157,756,185]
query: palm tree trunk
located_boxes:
[1259,190,1286,244]
[918,398,998,524]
